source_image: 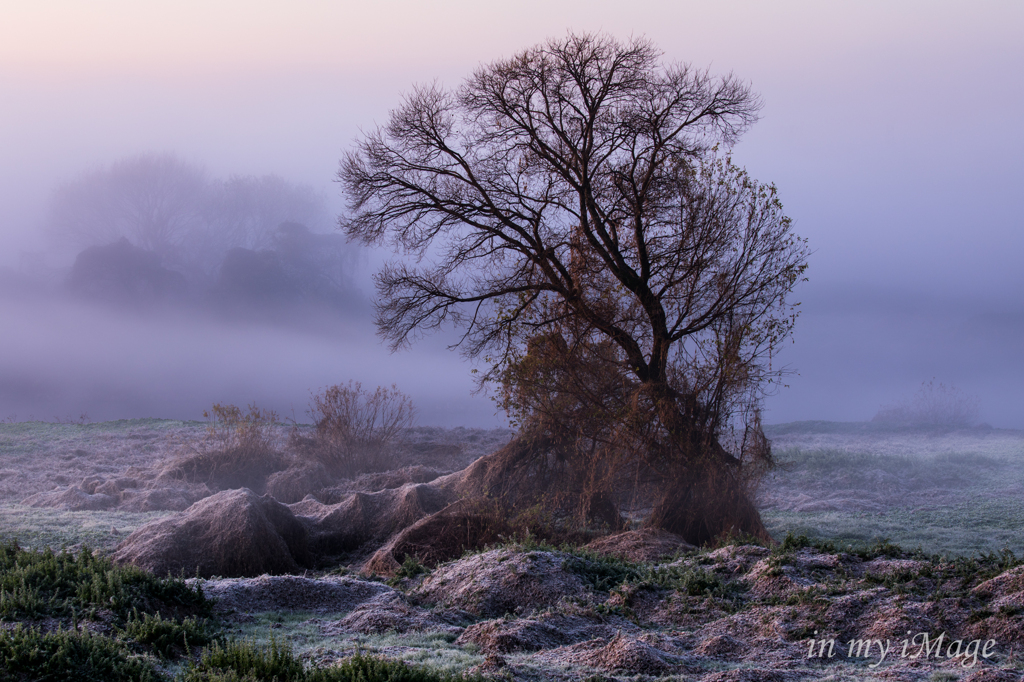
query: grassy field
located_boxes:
[0,504,171,553]
[0,419,1021,560]
[762,497,1024,557]
[0,419,1021,680]
[761,421,1024,558]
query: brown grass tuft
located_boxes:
[302,382,415,476]
[159,403,288,493]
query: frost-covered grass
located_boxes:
[763,421,1024,459]
[0,419,209,503]
[2,418,1021,561]
[761,422,1024,557]
[763,497,1024,557]
[0,504,171,552]
[227,611,482,676]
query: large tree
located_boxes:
[341,33,808,544]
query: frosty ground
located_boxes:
[1,420,1022,681]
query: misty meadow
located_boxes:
[1,7,1022,682]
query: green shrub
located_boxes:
[638,563,744,599]
[182,638,306,682]
[121,610,216,658]
[0,625,161,682]
[561,552,641,592]
[182,641,483,682]
[0,540,209,623]
[308,653,485,682]
[774,532,906,560]
[394,555,428,580]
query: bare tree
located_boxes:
[48,153,209,256]
[341,32,808,543]
[204,174,333,254]
[47,156,338,278]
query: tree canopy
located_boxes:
[340,32,808,543]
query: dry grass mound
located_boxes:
[411,547,593,618]
[117,485,208,512]
[338,465,447,495]
[23,485,118,511]
[362,499,525,576]
[265,461,333,503]
[961,670,1023,682]
[699,669,790,682]
[974,565,1024,602]
[298,482,451,557]
[536,632,684,676]
[584,528,695,563]
[457,612,634,654]
[156,446,290,495]
[113,488,311,577]
[24,473,211,513]
[323,591,462,636]
[200,574,391,615]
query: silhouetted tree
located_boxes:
[201,175,332,259]
[214,222,359,307]
[49,154,208,256]
[341,33,808,543]
[67,237,187,303]
[47,155,337,277]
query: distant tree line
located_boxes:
[48,154,362,312]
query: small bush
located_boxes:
[309,653,485,681]
[638,563,744,599]
[204,403,280,454]
[562,553,641,592]
[0,540,209,623]
[166,403,286,492]
[0,625,161,682]
[183,638,305,682]
[394,555,428,580]
[772,532,908,560]
[121,610,216,658]
[305,382,415,475]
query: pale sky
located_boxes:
[1,1,1022,426]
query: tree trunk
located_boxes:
[645,459,771,546]
[642,381,772,546]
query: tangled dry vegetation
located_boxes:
[1,411,1023,679]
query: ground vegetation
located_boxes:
[2,420,1024,679]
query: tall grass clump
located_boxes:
[120,610,216,658]
[182,638,305,681]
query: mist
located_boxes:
[1,2,1021,428]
